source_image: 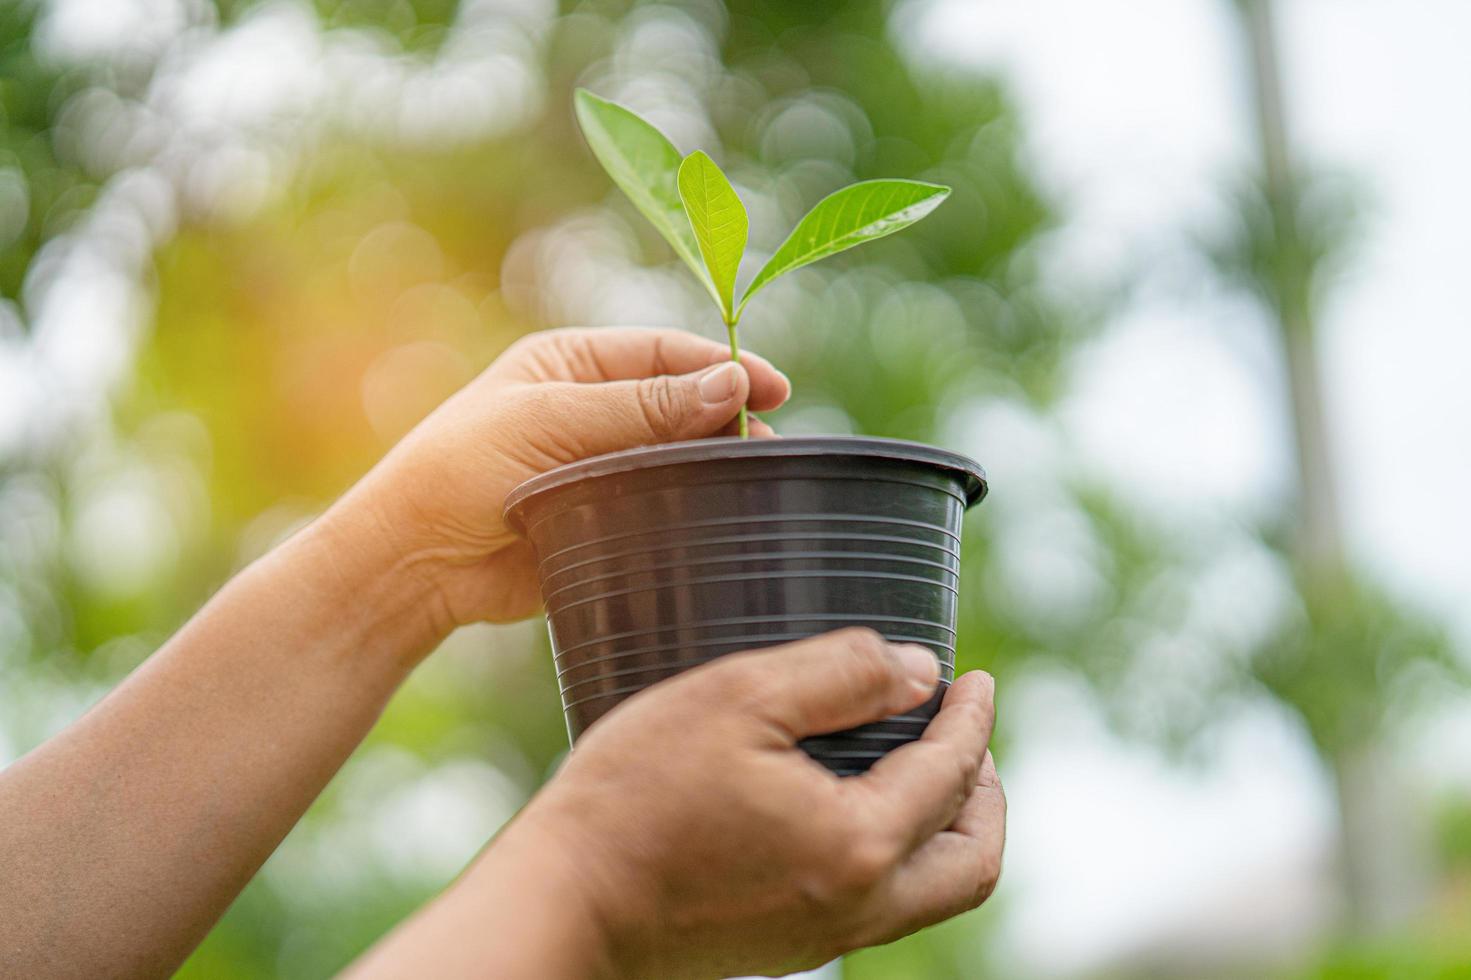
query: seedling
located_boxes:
[574,89,951,436]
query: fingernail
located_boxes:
[894,644,939,694]
[697,362,741,403]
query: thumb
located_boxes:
[694,629,942,742]
[527,361,750,459]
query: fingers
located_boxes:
[854,670,996,853]
[696,629,941,743]
[864,752,1006,945]
[513,360,761,460]
[499,327,791,412]
[951,750,1004,840]
[747,417,778,438]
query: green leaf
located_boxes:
[676,150,749,323]
[573,88,717,303]
[736,179,951,318]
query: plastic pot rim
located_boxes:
[503,435,987,537]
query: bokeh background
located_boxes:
[4,0,1470,976]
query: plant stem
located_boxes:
[725,319,747,438]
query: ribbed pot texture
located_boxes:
[504,436,987,776]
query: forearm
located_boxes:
[0,508,440,977]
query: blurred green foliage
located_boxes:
[0,1,94,303]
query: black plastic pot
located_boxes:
[504,436,987,776]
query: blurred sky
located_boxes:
[904,0,1471,973]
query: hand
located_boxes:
[323,327,791,635]
[408,629,1004,979]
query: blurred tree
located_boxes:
[1216,0,1459,934]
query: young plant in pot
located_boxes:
[503,90,988,775]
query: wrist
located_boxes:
[446,811,627,979]
[286,503,453,671]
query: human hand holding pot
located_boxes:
[349,629,1004,979]
[323,326,790,634]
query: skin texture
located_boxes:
[0,328,1004,979]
